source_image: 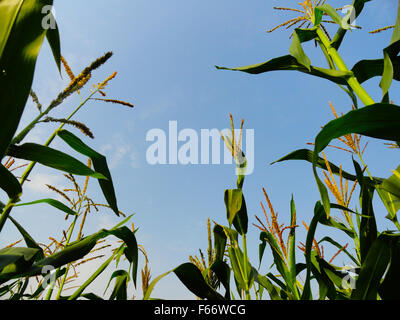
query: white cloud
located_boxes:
[25,173,66,195]
[100,135,140,169]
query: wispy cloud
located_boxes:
[25,173,66,196]
[100,134,139,169]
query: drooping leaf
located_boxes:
[57,129,119,216]
[352,57,400,84]
[272,148,383,185]
[0,164,22,199]
[318,209,357,239]
[173,263,225,300]
[216,55,352,85]
[7,143,106,180]
[106,270,129,300]
[210,260,231,299]
[107,226,138,286]
[258,231,268,267]
[289,28,317,71]
[7,216,44,260]
[15,198,76,217]
[313,103,400,215]
[45,11,61,73]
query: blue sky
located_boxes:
[2,0,400,299]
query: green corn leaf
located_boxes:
[255,272,282,300]
[173,263,225,300]
[224,189,248,235]
[271,148,383,186]
[80,293,104,300]
[315,4,351,30]
[318,236,359,266]
[318,209,357,239]
[0,247,39,281]
[107,226,138,286]
[301,201,325,300]
[263,232,293,293]
[352,57,400,84]
[221,225,239,248]
[309,251,337,300]
[272,148,354,179]
[68,244,125,300]
[0,164,22,200]
[210,260,231,300]
[351,233,395,300]
[379,238,400,300]
[313,103,400,216]
[213,224,227,262]
[228,246,254,295]
[12,221,137,284]
[379,1,400,98]
[7,143,106,180]
[0,0,24,58]
[216,54,352,85]
[106,270,129,300]
[331,0,371,50]
[353,159,378,264]
[288,196,297,287]
[143,268,174,300]
[7,216,45,261]
[15,198,77,217]
[0,0,57,159]
[258,231,268,268]
[57,129,120,216]
[380,51,394,98]
[45,11,61,73]
[26,267,66,300]
[289,28,317,71]
[376,165,400,221]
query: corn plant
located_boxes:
[0,0,139,300]
[144,116,270,300]
[145,0,400,300]
[214,0,400,300]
